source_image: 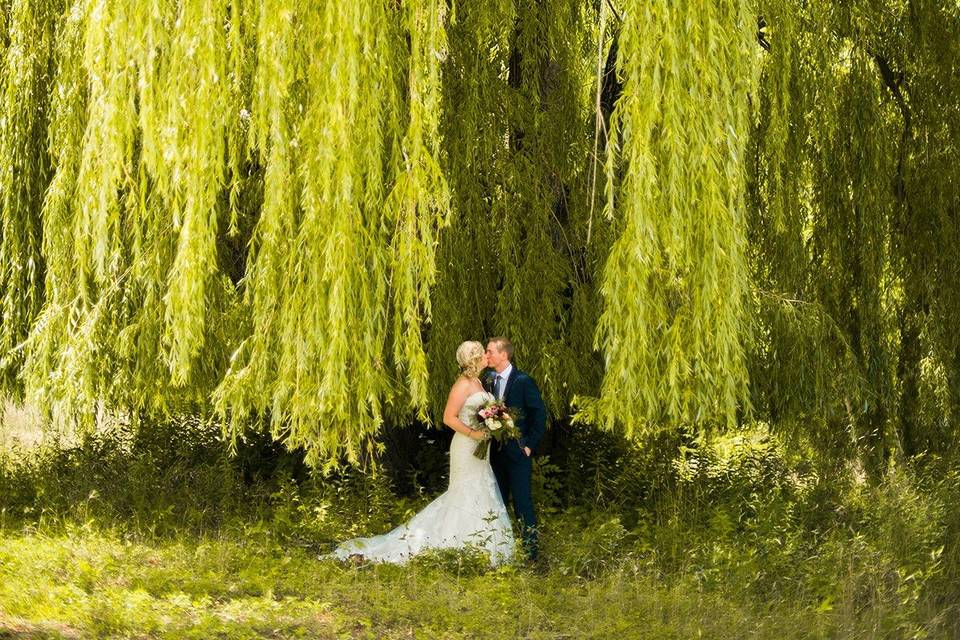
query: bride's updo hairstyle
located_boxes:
[456,341,485,379]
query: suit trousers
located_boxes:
[490,444,538,560]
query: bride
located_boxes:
[324,341,516,566]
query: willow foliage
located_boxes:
[15,0,234,429]
[0,0,60,391]
[429,0,598,424]
[161,0,231,384]
[388,0,451,415]
[211,0,405,468]
[425,0,516,420]
[749,0,960,467]
[578,0,758,437]
[1,0,958,468]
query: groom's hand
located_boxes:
[523,447,531,457]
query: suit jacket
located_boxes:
[483,366,547,454]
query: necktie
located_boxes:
[495,375,503,400]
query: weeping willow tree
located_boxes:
[1,0,958,471]
[748,0,960,471]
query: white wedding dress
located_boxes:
[325,390,516,566]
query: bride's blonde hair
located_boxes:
[456,341,485,379]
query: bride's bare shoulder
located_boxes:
[448,376,473,394]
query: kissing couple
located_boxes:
[325,337,547,566]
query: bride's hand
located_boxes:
[469,429,487,441]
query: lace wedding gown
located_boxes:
[325,391,515,566]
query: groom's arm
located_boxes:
[520,376,546,453]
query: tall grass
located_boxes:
[1,416,957,638]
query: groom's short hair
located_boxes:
[488,337,513,359]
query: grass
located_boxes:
[1,508,952,639]
[1,413,957,638]
[0,522,844,639]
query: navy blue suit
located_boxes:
[484,366,546,560]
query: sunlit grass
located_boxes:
[0,526,769,639]
[1,418,956,638]
[0,511,950,640]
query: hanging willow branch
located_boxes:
[212,0,410,469]
[0,0,59,393]
[577,0,757,437]
[387,0,451,417]
[161,0,230,384]
[747,0,960,469]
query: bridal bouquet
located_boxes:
[472,399,521,460]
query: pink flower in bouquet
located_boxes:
[472,399,521,459]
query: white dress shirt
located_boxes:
[493,364,513,400]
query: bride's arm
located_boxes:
[443,380,484,440]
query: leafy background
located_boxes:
[1,0,958,636]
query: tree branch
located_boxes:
[758,16,770,51]
[869,51,911,202]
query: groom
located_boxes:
[484,337,546,562]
